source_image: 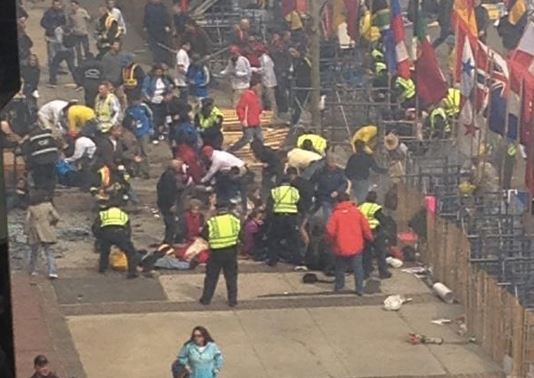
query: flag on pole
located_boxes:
[388,0,411,78]
[460,37,476,97]
[511,21,534,76]
[453,0,478,36]
[488,83,520,140]
[414,15,447,107]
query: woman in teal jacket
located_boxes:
[177,326,223,378]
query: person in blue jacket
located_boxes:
[142,64,173,143]
[123,98,154,179]
[186,54,210,105]
[173,104,199,149]
[176,326,223,378]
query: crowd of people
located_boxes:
[6,0,519,377]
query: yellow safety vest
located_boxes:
[375,61,387,75]
[207,213,241,249]
[297,134,328,155]
[95,94,115,131]
[122,64,139,89]
[443,88,460,117]
[271,185,300,214]
[430,107,451,132]
[198,107,224,130]
[396,77,416,101]
[507,143,517,157]
[99,207,129,227]
[358,202,382,230]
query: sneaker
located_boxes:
[152,140,160,145]
[379,271,393,279]
[199,298,210,306]
[356,291,364,297]
[294,265,308,272]
[228,301,237,308]
[48,273,58,279]
[158,135,165,141]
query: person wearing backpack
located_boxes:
[48,25,79,87]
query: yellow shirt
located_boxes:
[351,125,377,154]
[67,105,96,137]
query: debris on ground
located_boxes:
[386,256,403,268]
[432,282,454,304]
[431,318,452,326]
[409,333,444,345]
[383,294,412,311]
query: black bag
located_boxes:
[171,359,190,378]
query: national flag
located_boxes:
[388,0,411,78]
[511,21,534,76]
[473,41,510,112]
[487,83,520,140]
[453,0,478,37]
[506,0,527,26]
[460,36,476,97]
[344,0,360,41]
[414,15,447,107]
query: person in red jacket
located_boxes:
[228,77,263,152]
[326,192,373,296]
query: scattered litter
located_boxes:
[386,256,403,268]
[432,282,454,304]
[401,266,427,275]
[431,318,452,326]
[409,333,444,345]
[458,323,468,336]
[384,295,412,311]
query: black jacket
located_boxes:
[40,7,66,37]
[291,176,314,212]
[78,57,104,88]
[144,3,170,38]
[157,168,187,213]
[293,57,311,88]
[345,151,387,180]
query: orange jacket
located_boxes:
[326,201,373,256]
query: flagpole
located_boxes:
[499,68,511,189]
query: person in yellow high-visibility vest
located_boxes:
[94,81,121,133]
[296,132,328,156]
[442,88,460,118]
[266,176,307,271]
[199,203,241,307]
[395,76,416,109]
[358,191,391,280]
[92,201,138,278]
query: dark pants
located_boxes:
[267,214,302,265]
[83,84,99,108]
[49,49,78,85]
[161,211,178,244]
[96,227,139,275]
[363,231,389,277]
[74,34,90,64]
[200,247,238,305]
[30,163,56,193]
[275,72,289,113]
[292,89,309,125]
[334,254,364,294]
[201,128,224,150]
[149,102,167,139]
[148,34,171,65]
[178,86,188,102]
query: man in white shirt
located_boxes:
[200,145,245,184]
[175,41,191,102]
[106,0,126,35]
[220,46,252,106]
[38,100,71,141]
[65,135,96,163]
